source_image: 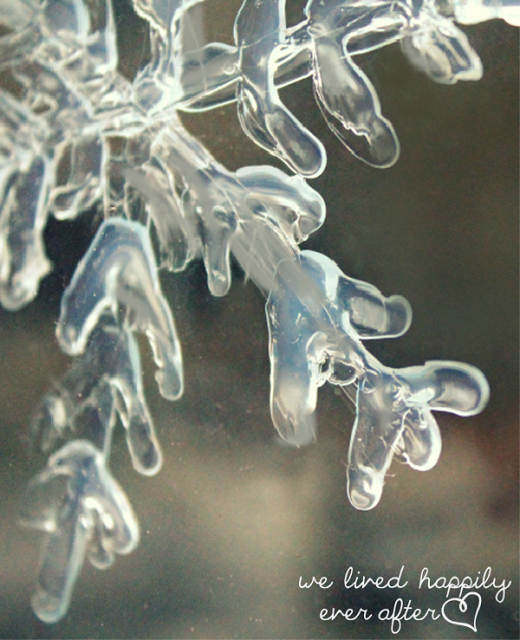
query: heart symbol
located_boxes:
[441,591,482,632]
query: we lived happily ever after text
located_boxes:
[299,566,512,634]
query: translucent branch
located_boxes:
[0,0,508,624]
[33,314,162,476]
[56,218,183,401]
[123,119,326,295]
[0,154,52,310]
[234,0,326,177]
[349,360,489,509]
[20,440,139,623]
[266,251,489,508]
[451,0,520,26]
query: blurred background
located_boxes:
[0,1,517,638]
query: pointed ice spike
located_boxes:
[266,250,411,445]
[22,440,139,624]
[235,0,326,177]
[56,218,183,401]
[347,361,490,510]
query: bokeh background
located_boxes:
[0,1,518,638]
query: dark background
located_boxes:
[0,1,517,638]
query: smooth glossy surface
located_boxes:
[0,0,513,627]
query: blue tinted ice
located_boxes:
[20,440,139,623]
[57,218,183,401]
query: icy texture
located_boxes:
[267,251,413,447]
[33,314,162,476]
[0,0,135,308]
[0,153,52,310]
[234,0,326,176]
[178,0,488,167]
[20,440,139,624]
[267,251,489,509]
[349,361,488,509]
[57,218,183,401]
[120,118,326,295]
[0,0,512,624]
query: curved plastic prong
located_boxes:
[347,361,490,509]
[0,156,52,310]
[311,30,399,168]
[267,251,409,446]
[235,0,326,176]
[57,218,183,401]
[22,440,139,624]
[401,15,483,84]
[236,165,326,241]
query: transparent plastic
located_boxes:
[267,251,489,508]
[32,314,162,476]
[20,440,139,624]
[56,218,184,401]
[0,0,514,624]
